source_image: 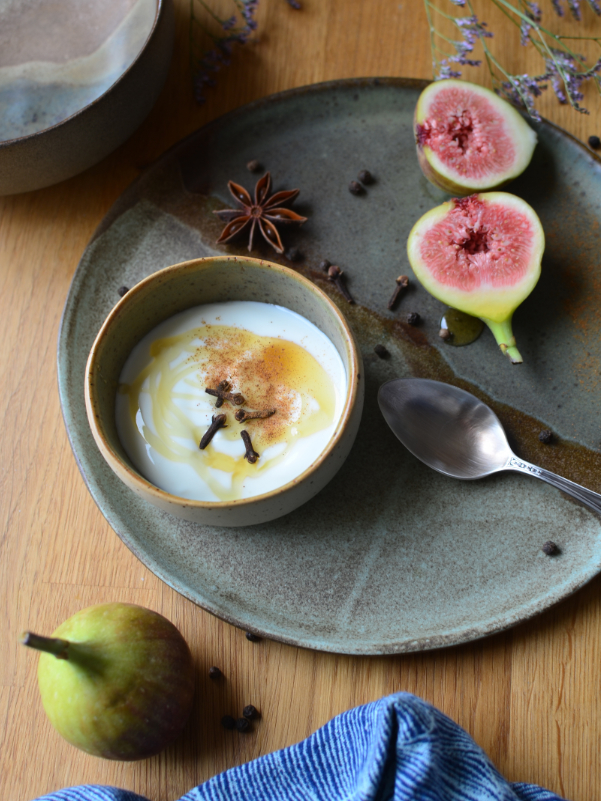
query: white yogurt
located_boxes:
[116,301,348,502]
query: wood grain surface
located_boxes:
[2,1,601,799]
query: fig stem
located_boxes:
[21,632,70,659]
[483,317,523,364]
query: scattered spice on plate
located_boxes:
[539,429,553,444]
[358,169,374,184]
[374,344,390,359]
[214,172,307,254]
[542,541,559,555]
[348,180,363,195]
[285,246,301,262]
[387,275,409,310]
[221,715,236,730]
[328,265,354,304]
[243,704,259,720]
[407,312,421,326]
[118,286,129,297]
[209,666,222,679]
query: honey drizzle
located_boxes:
[119,324,338,501]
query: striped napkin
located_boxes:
[35,692,566,801]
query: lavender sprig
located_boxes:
[425,0,601,118]
[190,0,260,105]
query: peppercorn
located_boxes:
[374,344,390,359]
[245,631,260,642]
[588,135,600,150]
[407,312,421,326]
[209,666,222,679]
[236,717,251,732]
[358,169,374,184]
[247,159,261,172]
[539,429,553,444]
[243,704,259,720]
[542,541,559,556]
[221,715,236,730]
[348,180,363,195]
[118,286,129,297]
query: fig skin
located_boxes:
[407,192,545,364]
[30,603,195,760]
[415,80,537,196]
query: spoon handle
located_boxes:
[507,456,601,516]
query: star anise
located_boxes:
[214,172,307,254]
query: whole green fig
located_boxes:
[22,602,195,760]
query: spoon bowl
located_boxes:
[378,377,601,515]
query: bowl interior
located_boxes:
[88,256,357,491]
[0,0,159,144]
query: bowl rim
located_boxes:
[0,0,165,149]
[85,255,362,511]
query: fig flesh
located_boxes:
[415,80,537,195]
[407,192,545,363]
[23,602,195,760]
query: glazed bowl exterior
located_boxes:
[0,0,174,196]
[85,256,364,527]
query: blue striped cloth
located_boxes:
[36,692,566,801]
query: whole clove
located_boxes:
[374,344,390,359]
[358,169,374,185]
[235,408,276,423]
[542,541,559,555]
[241,430,259,463]
[206,381,245,407]
[243,704,259,720]
[348,180,363,195]
[328,265,354,304]
[406,312,421,326]
[199,414,227,449]
[387,275,409,310]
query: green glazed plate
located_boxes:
[58,78,601,654]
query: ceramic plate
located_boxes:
[58,78,601,655]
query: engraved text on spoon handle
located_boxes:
[508,456,601,517]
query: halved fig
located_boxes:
[407,193,545,363]
[415,80,537,195]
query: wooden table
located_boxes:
[2,1,600,799]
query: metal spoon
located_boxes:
[378,377,601,516]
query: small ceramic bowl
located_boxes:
[85,256,364,527]
[0,0,174,196]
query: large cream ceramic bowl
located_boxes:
[85,256,364,527]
